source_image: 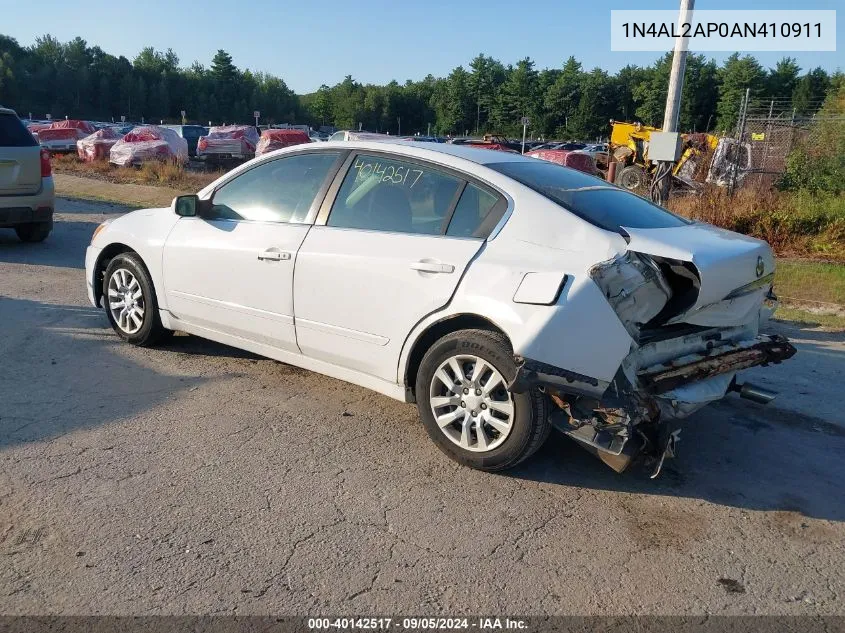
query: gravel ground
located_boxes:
[0,198,843,616]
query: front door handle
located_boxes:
[410,260,455,274]
[258,249,291,261]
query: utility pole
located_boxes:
[654,0,694,205]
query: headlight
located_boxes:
[91,220,111,243]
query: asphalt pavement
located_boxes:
[0,198,843,616]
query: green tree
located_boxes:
[715,53,765,134]
[492,58,538,134]
[544,56,583,136]
[468,54,506,134]
[792,67,830,115]
[780,83,845,193]
[766,57,801,100]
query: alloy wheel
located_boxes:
[429,354,514,452]
[107,268,145,335]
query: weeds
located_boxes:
[669,185,845,261]
[52,153,222,190]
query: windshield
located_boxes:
[489,160,690,232]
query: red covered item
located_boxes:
[77,127,123,162]
[27,122,52,135]
[197,125,260,159]
[525,149,598,175]
[109,126,189,166]
[37,120,98,152]
[255,129,311,156]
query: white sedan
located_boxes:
[85,141,795,475]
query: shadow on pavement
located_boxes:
[0,219,98,269]
[509,397,845,522]
[0,297,207,451]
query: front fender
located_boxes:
[89,207,180,310]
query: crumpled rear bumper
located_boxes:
[637,334,796,395]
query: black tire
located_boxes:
[103,252,171,346]
[617,164,649,191]
[15,221,52,243]
[415,329,550,472]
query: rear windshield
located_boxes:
[488,160,689,232]
[0,113,38,147]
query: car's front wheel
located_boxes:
[415,329,550,471]
[103,252,171,346]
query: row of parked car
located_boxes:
[24,115,608,178]
[24,119,317,167]
[326,130,609,176]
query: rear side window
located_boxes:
[489,160,689,232]
[327,154,462,235]
[0,113,38,147]
[446,183,506,238]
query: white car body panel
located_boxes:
[294,225,484,380]
[162,218,309,353]
[623,224,774,311]
[88,206,179,309]
[86,140,791,434]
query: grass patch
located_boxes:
[775,260,845,307]
[52,154,222,191]
[773,306,845,331]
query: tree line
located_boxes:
[0,33,841,140]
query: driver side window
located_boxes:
[208,152,340,223]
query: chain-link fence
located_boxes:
[730,93,845,192]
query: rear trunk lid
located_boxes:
[0,112,42,196]
[623,223,774,311]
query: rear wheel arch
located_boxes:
[403,313,511,402]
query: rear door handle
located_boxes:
[258,249,291,261]
[410,260,455,274]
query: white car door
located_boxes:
[162,151,343,352]
[293,151,508,381]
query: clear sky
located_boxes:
[3,0,842,94]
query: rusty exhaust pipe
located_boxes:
[729,380,777,404]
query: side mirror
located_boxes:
[173,194,199,217]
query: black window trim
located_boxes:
[201,148,350,226]
[315,149,508,240]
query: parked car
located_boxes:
[85,141,795,475]
[450,135,522,153]
[256,129,312,156]
[162,125,209,158]
[0,107,54,242]
[77,127,124,162]
[574,143,610,169]
[525,148,598,175]
[36,119,97,153]
[328,130,393,142]
[197,125,260,162]
[109,126,188,166]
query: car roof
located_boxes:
[0,106,18,116]
[317,139,529,167]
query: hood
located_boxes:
[623,223,774,310]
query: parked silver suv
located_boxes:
[0,106,55,242]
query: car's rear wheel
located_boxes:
[103,252,171,346]
[415,329,550,471]
[15,221,52,243]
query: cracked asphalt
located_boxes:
[1,198,844,616]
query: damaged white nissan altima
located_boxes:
[85,140,796,475]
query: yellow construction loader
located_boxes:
[608,120,749,191]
